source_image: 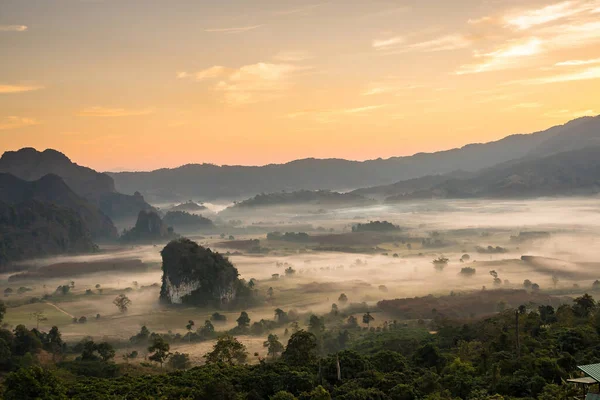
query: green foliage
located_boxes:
[148,336,170,367]
[281,330,318,367]
[264,334,284,359]
[3,366,67,400]
[204,334,248,365]
[352,221,400,232]
[168,352,191,370]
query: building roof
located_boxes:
[578,364,600,383]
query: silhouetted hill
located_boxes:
[120,210,178,243]
[224,190,374,212]
[169,201,208,213]
[385,146,600,201]
[0,148,155,220]
[0,200,98,269]
[108,116,600,202]
[163,211,214,232]
[0,173,117,239]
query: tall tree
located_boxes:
[148,336,171,367]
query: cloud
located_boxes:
[273,51,313,62]
[468,16,493,25]
[362,82,424,96]
[555,57,600,66]
[181,62,306,105]
[372,36,405,49]
[0,84,44,94]
[503,1,599,30]
[204,25,262,34]
[77,107,155,117]
[456,37,543,74]
[0,25,27,32]
[529,66,600,84]
[287,104,388,123]
[374,34,472,53]
[0,116,39,130]
[178,66,229,81]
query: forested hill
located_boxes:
[0,173,117,239]
[0,200,98,269]
[0,148,155,220]
[108,116,600,202]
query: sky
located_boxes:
[1,0,600,171]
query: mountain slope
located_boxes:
[0,200,98,269]
[0,173,117,239]
[0,148,154,220]
[385,146,600,201]
[108,116,600,202]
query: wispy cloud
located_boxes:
[178,66,229,81]
[0,25,27,32]
[374,34,472,53]
[0,116,39,130]
[503,1,598,30]
[287,104,388,123]
[77,107,155,117]
[468,16,493,25]
[555,57,600,66]
[0,84,44,94]
[372,36,404,50]
[181,62,307,105]
[529,66,600,84]
[204,25,262,34]
[456,38,543,74]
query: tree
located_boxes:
[362,312,375,327]
[211,312,227,322]
[308,315,325,334]
[168,352,191,370]
[552,274,559,288]
[263,334,284,360]
[29,311,47,329]
[281,330,318,366]
[200,320,215,337]
[274,308,288,323]
[270,392,297,400]
[237,311,250,328]
[186,320,195,342]
[338,293,348,304]
[113,294,131,313]
[523,279,532,289]
[204,334,248,365]
[267,287,274,299]
[3,366,67,400]
[248,279,256,289]
[331,303,338,315]
[148,336,170,367]
[346,315,359,328]
[573,293,596,317]
[96,342,115,362]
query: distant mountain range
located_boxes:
[0,148,154,221]
[107,116,600,202]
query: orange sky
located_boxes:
[1,0,599,171]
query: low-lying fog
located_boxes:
[3,197,600,359]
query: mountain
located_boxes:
[0,148,154,220]
[351,170,474,199]
[107,116,600,202]
[0,200,98,269]
[0,173,117,239]
[162,211,214,232]
[223,190,375,212]
[385,145,600,201]
[120,210,178,243]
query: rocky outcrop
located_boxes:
[120,210,177,243]
[159,238,240,306]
